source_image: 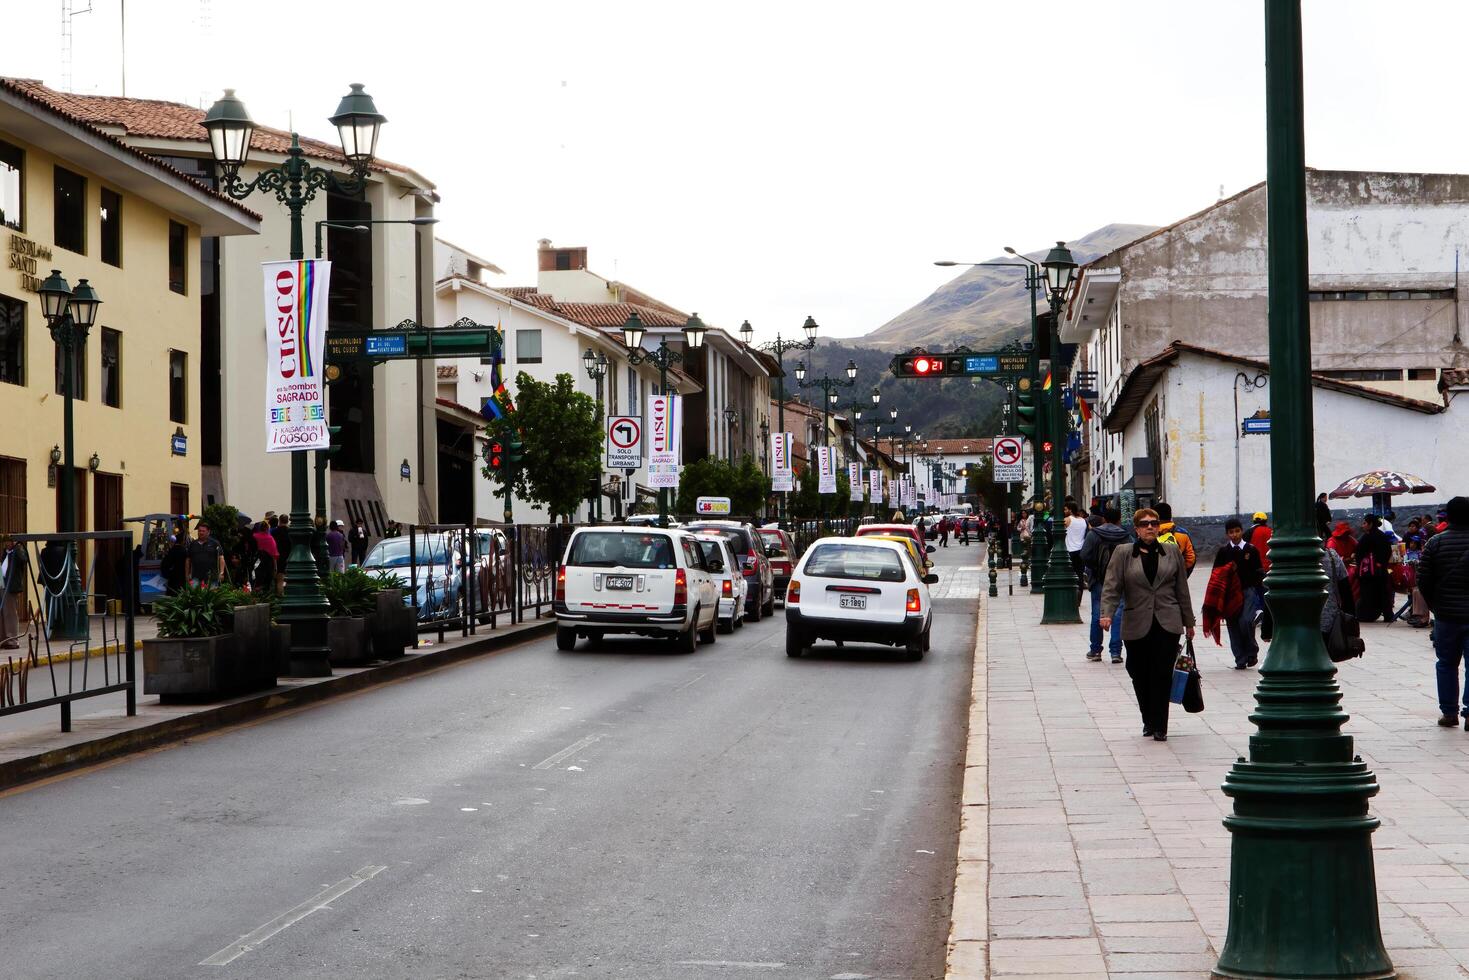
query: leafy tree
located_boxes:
[199,503,244,554]
[482,372,603,522]
[676,455,773,518]
[789,466,849,519]
[965,456,1009,516]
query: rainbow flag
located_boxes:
[482,319,515,420]
[1042,371,1052,392]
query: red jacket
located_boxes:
[1202,561,1245,645]
[1249,524,1273,573]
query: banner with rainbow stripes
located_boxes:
[263,259,331,453]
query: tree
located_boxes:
[789,466,850,519]
[966,456,1009,516]
[676,455,773,518]
[482,372,603,522]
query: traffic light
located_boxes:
[892,354,947,378]
[486,439,505,474]
[1042,440,1054,454]
[1016,383,1037,438]
[508,434,524,467]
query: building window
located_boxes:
[516,329,542,364]
[555,252,572,271]
[1321,369,1402,383]
[100,327,121,408]
[0,139,21,232]
[1408,368,1438,381]
[169,350,187,422]
[0,456,24,534]
[54,332,85,399]
[1310,288,1454,302]
[0,294,22,386]
[53,166,86,254]
[100,188,122,267]
[168,221,187,294]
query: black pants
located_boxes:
[1358,571,1392,622]
[1125,618,1181,736]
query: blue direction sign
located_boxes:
[1241,416,1271,435]
[366,334,408,357]
[964,355,999,374]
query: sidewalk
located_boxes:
[960,588,1469,979]
[0,616,554,790]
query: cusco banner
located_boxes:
[263,259,330,453]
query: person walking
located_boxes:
[250,522,279,595]
[1081,506,1130,663]
[1155,502,1196,576]
[1221,517,1265,668]
[0,534,28,649]
[1356,514,1394,623]
[161,533,188,595]
[326,520,348,573]
[1065,502,1089,594]
[1099,507,1196,742]
[1201,547,1245,648]
[938,516,949,548]
[1248,512,1274,572]
[1316,492,1333,539]
[349,519,371,566]
[1321,542,1354,651]
[1417,496,1469,727]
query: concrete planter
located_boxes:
[327,615,373,667]
[269,623,292,676]
[143,604,275,701]
[371,589,414,660]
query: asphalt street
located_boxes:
[1,541,982,980]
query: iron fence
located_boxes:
[514,524,578,621]
[790,517,861,557]
[0,530,136,732]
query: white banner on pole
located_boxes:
[870,469,883,502]
[817,447,836,494]
[263,259,330,453]
[848,462,862,499]
[649,395,681,464]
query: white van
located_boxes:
[554,526,719,652]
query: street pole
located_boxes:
[1040,243,1081,624]
[623,312,706,528]
[203,85,387,677]
[1213,3,1393,976]
[748,318,818,528]
[797,360,857,530]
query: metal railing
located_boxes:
[515,524,578,621]
[0,531,136,732]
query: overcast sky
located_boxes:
[10,1,1469,341]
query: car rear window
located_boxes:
[566,531,675,569]
[696,540,725,567]
[686,524,752,553]
[758,529,788,555]
[803,543,906,583]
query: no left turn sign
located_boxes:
[607,416,643,468]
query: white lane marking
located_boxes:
[392,798,429,806]
[675,962,786,970]
[675,672,707,692]
[532,733,604,770]
[200,865,388,966]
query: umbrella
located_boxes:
[1328,470,1437,500]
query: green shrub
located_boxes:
[322,566,382,617]
[153,584,239,638]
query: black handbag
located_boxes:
[1327,577,1365,663]
[1180,638,1205,713]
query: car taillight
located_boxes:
[788,580,801,604]
[675,568,687,606]
[743,550,758,571]
[722,578,733,597]
[906,588,921,613]
[555,565,566,602]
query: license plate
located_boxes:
[605,575,634,590]
[839,594,867,610]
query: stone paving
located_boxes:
[985,587,1469,979]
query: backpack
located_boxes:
[1088,532,1121,580]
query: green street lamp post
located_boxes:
[722,406,739,465]
[1213,3,1393,977]
[1038,242,1081,623]
[744,317,818,526]
[36,271,101,640]
[849,386,880,516]
[622,311,707,527]
[203,83,387,676]
[583,348,609,522]
[795,358,856,525]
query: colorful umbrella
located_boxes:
[1327,470,1437,499]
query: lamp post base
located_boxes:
[1040,538,1081,624]
[1029,532,1048,594]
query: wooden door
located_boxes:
[170,483,190,517]
[92,472,124,609]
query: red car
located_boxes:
[758,526,797,597]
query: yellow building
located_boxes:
[0,79,259,547]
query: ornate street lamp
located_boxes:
[722,406,739,464]
[1039,241,1081,624]
[622,312,706,526]
[37,270,101,640]
[741,318,817,528]
[203,83,386,676]
[583,348,609,522]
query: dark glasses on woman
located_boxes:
[1135,519,1160,528]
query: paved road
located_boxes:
[1,543,980,980]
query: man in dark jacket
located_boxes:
[1418,496,1469,728]
[1222,518,1265,668]
[1080,506,1131,664]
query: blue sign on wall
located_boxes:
[171,433,188,456]
[963,355,999,374]
[366,334,409,357]
[1241,417,1271,435]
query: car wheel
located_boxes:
[556,626,577,651]
[922,624,932,652]
[786,628,806,658]
[905,634,924,661]
[699,616,717,644]
[748,595,762,623]
[717,616,733,634]
[762,588,775,617]
[675,616,698,654]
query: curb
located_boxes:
[0,618,556,792]
[946,589,989,978]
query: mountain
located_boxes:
[862,224,1158,351]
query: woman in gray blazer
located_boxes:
[1099,507,1196,741]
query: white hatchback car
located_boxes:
[693,533,748,633]
[554,526,719,652]
[784,537,937,660]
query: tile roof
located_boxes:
[3,78,410,177]
[912,438,994,456]
[0,77,260,220]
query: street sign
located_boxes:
[993,435,1025,483]
[696,496,732,515]
[1241,414,1271,435]
[170,432,187,456]
[325,320,502,363]
[606,415,643,468]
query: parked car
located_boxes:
[682,520,774,621]
[757,526,797,598]
[554,526,718,652]
[785,537,936,660]
[360,534,462,621]
[693,533,747,633]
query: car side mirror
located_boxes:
[926,545,936,554]
[708,559,724,573]
[924,573,939,585]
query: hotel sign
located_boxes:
[7,234,52,293]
